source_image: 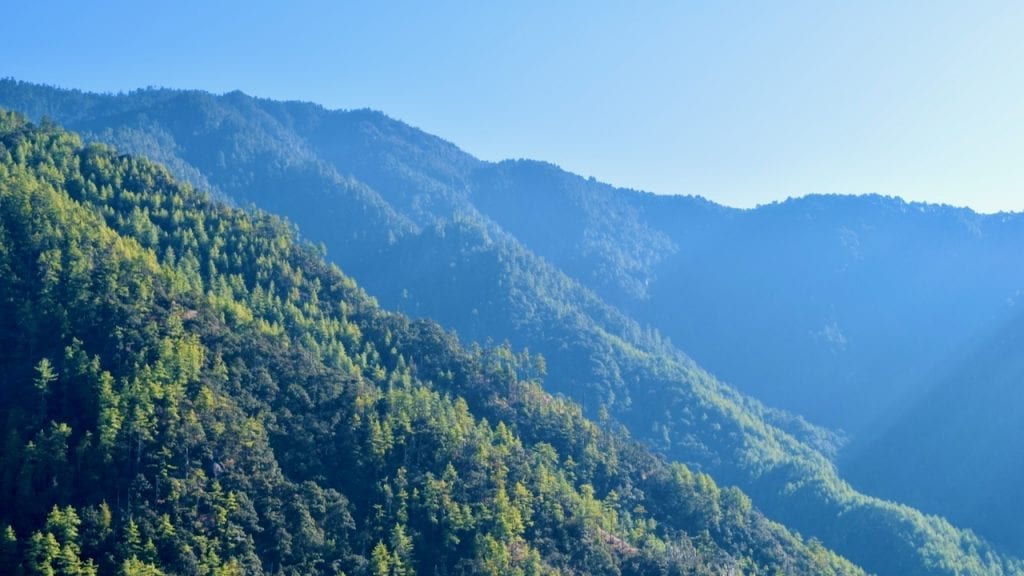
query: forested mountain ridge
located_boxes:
[467,159,1024,552]
[469,161,1024,436]
[1,80,1021,575]
[0,111,871,574]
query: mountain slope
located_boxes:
[467,159,1024,551]
[1,80,1020,575]
[845,308,1024,551]
[468,161,1024,437]
[0,112,869,575]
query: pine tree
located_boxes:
[1,525,18,572]
[389,524,414,576]
[370,541,390,576]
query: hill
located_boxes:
[0,111,870,575]
[845,308,1024,551]
[469,160,1024,437]
[2,80,1021,574]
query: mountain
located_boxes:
[0,111,869,575]
[466,151,1024,552]
[845,307,1024,551]
[1,79,1021,575]
[468,161,1024,437]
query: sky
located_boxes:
[5,1,1024,213]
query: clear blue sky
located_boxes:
[6,1,1023,212]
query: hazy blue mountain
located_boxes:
[3,79,1022,574]
[468,157,1024,551]
[470,162,1024,436]
[466,159,1024,549]
[470,160,682,305]
[844,307,1024,551]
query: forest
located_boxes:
[0,112,868,574]
[1,79,1023,576]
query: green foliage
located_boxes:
[1,524,19,572]
[2,81,1024,575]
[0,111,866,575]
[370,542,390,576]
[368,213,1022,576]
[121,556,164,576]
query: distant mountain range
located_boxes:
[2,78,1022,574]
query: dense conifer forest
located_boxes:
[2,79,1023,575]
[0,112,870,574]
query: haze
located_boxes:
[6,1,1022,212]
